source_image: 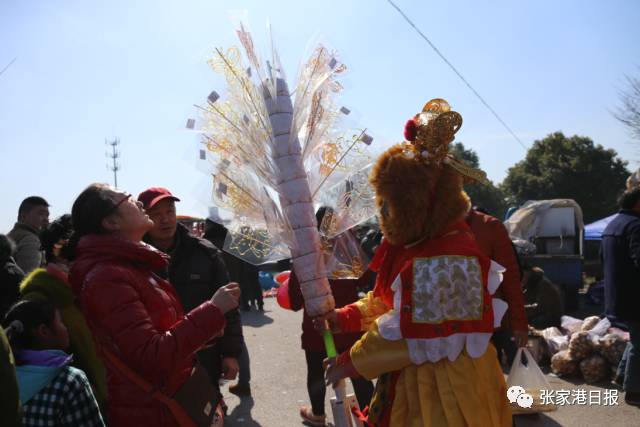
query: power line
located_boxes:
[385,0,528,150]
[0,57,18,77]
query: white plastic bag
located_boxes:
[541,327,567,356]
[506,348,557,414]
[561,315,583,335]
[547,335,569,355]
[541,327,563,339]
[589,317,611,337]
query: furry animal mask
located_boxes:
[370,144,470,245]
[369,99,486,245]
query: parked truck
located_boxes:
[504,199,584,311]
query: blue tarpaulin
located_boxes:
[584,214,618,241]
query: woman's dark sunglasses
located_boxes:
[107,193,132,215]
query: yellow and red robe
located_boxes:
[335,222,512,427]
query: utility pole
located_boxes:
[105,138,120,188]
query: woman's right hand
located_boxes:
[211,283,241,313]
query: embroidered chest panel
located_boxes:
[411,255,483,323]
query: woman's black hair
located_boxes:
[68,183,117,259]
[2,299,56,349]
[40,214,74,263]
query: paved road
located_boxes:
[222,298,639,427]
[222,297,356,427]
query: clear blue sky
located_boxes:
[1,0,639,232]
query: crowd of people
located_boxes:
[1,179,639,426]
[0,186,241,427]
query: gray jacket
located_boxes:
[7,223,44,274]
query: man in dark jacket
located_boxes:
[139,188,243,392]
[602,187,640,406]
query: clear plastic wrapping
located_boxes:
[192,21,377,314]
[318,163,378,238]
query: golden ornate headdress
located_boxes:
[403,98,490,185]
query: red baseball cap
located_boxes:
[137,187,180,210]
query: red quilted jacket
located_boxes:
[69,234,226,427]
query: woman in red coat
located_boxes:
[68,183,240,426]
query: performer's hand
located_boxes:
[323,357,351,387]
[513,330,529,348]
[312,310,340,334]
[211,283,241,313]
[221,357,239,380]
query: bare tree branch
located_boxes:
[614,73,640,142]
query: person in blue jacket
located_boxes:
[602,187,640,407]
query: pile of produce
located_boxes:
[598,334,628,365]
[578,354,609,383]
[550,350,579,376]
[568,331,594,360]
[529,315,629,383]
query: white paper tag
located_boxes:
[361,133,373,145]
[186,118,196,129]
[199,149,206,160]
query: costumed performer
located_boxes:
[319,99,512,427]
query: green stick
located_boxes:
[323,329,337,358]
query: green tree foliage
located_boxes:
[502,132,629,223]
[450,142,508,219]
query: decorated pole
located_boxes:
[263,78,358,426]
[263,78,334,317]
[193,23,372,425]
